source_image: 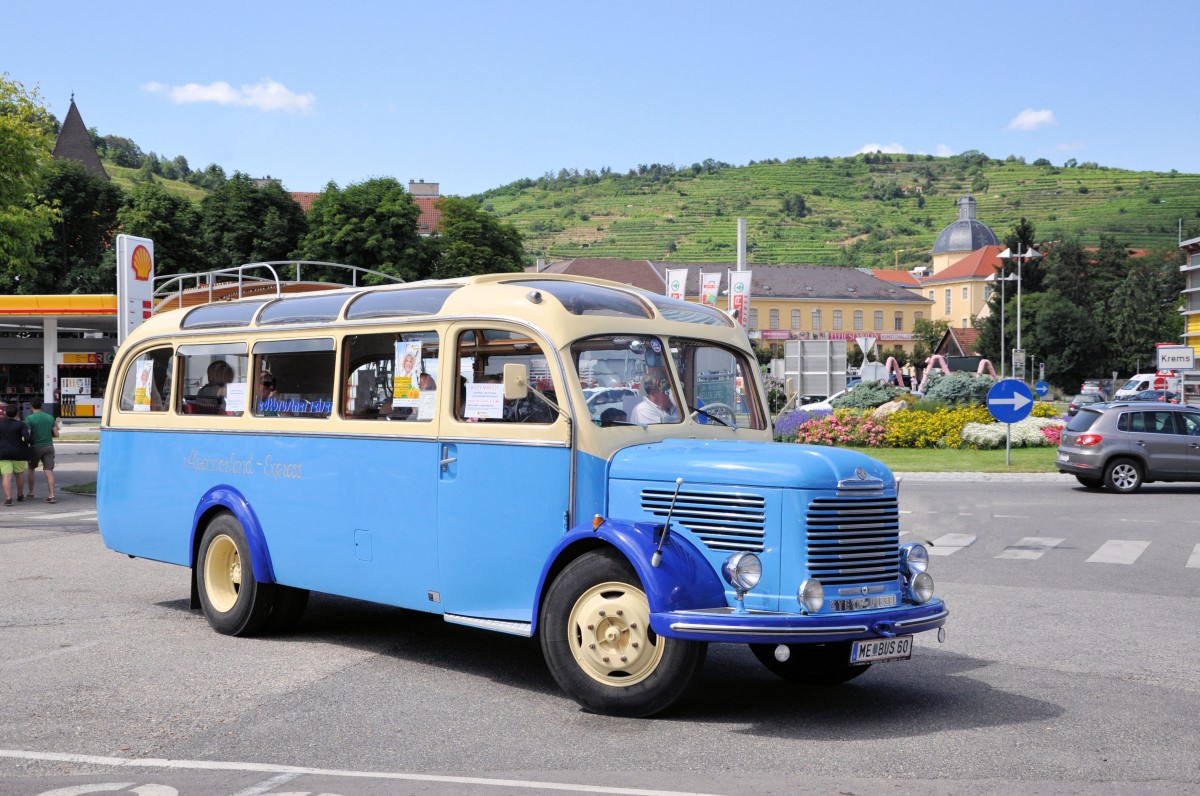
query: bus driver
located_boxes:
[629,368,677,425]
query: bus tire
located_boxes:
[749,642,871,685]
[196,513,275,637]
[263,585,310,634]
[539,548,706,717]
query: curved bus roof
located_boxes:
[125,272,743,349]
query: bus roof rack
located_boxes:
[153,261,404,313]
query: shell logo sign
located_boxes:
[131,244,153,281]
[116,234,155,343]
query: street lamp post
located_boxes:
[986,270,1019,377]
[997,243,1042,380]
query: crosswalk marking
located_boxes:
[996,536,1064,560]
[1187,545,1200,569]
[929,533,976,556]
[1087,540,1150,565]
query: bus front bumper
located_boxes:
[651,599,948,644]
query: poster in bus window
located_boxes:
[394,341,422,407]
[133,360,154,411]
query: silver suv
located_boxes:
[1057,402,1200,492]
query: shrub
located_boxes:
[831,381,903,410]
[960,416,1066,449]
[792,412,888,447]
[773,409,830,441]
[883,405,992,449]
[923,372,996,406]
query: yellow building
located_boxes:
[918,245,1005,329]
[529,259,933,357]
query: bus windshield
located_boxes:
[571,334,765,430]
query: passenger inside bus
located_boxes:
[195,360,234,413]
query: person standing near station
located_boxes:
[23,396,59,503]
[0,403,32,507]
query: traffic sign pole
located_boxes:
[987,379,1036,467]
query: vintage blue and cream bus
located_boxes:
[98,271,948,717]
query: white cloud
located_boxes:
[142,79,315,114]
[935,144,954,157]
[1006,108,1056,131]
[855,142,906,155]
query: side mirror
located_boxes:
[503,363,529,401]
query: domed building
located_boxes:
[931,194,999,274]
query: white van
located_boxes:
[1113,373,1158,400]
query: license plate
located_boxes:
[1057,452,1069,462]
[829,594,897,612]
[850,635,913,664]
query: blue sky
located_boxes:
[8,1,1197,197]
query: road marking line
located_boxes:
[996,537,1063,560]
[1187,544,1200,569]
[0,749,725,796]
[229,772,302,796]
[1,642,102,669]
[929,533,976,555]
[993,514,1030,519]
[1087,540,1150,565]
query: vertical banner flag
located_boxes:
[700,272,720,307]
[728,270,752,327]
[116,234,155,344]
[665,268,687,301]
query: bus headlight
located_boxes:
[798,579,824,613]
[722,552,762,593]
[907,571,935,604]
[899,542,929,574]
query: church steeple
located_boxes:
[52,97,108,180]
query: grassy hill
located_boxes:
[101,160,210,203]
[473,154,1200,268]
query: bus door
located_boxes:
[436,326,572,627]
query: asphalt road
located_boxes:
[1,449,1198,795]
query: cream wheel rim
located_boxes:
[204,533,242,613]
[567,580,663,686]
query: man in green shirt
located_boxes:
[23,397,58,503]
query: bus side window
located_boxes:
[118,347,173,413]
[343,331,439,421]
[251,340,336,418]
[455,329,553,423]
[178,347,249,417]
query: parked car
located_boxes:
[585,387,637,417]
[1128,389,1179,403]
[1067,393,1105,416]
[1056,402,1200,492]
[799,388,849,412]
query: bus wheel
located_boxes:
[196,513,275,637]
[540,549,706,717]
[749,642,871,685]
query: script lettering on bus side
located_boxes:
[183,450,304,480]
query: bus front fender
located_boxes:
[532,518,727,632]
[190,485,276,584]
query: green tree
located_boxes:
[27,159,125,293]
[0,74,58,288]
[102,134,144,168]
[296,177,428,281]
[117,181,206,276]
[1022,291,1107,390]
[200,173,307,270]
[429,196,525,279]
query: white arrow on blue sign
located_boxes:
[987,379,1035,424]
[1034,380,1050,397]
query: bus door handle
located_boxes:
[440,444,458,475]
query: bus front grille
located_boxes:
[806,495,899,585]
[640,489,766,553]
